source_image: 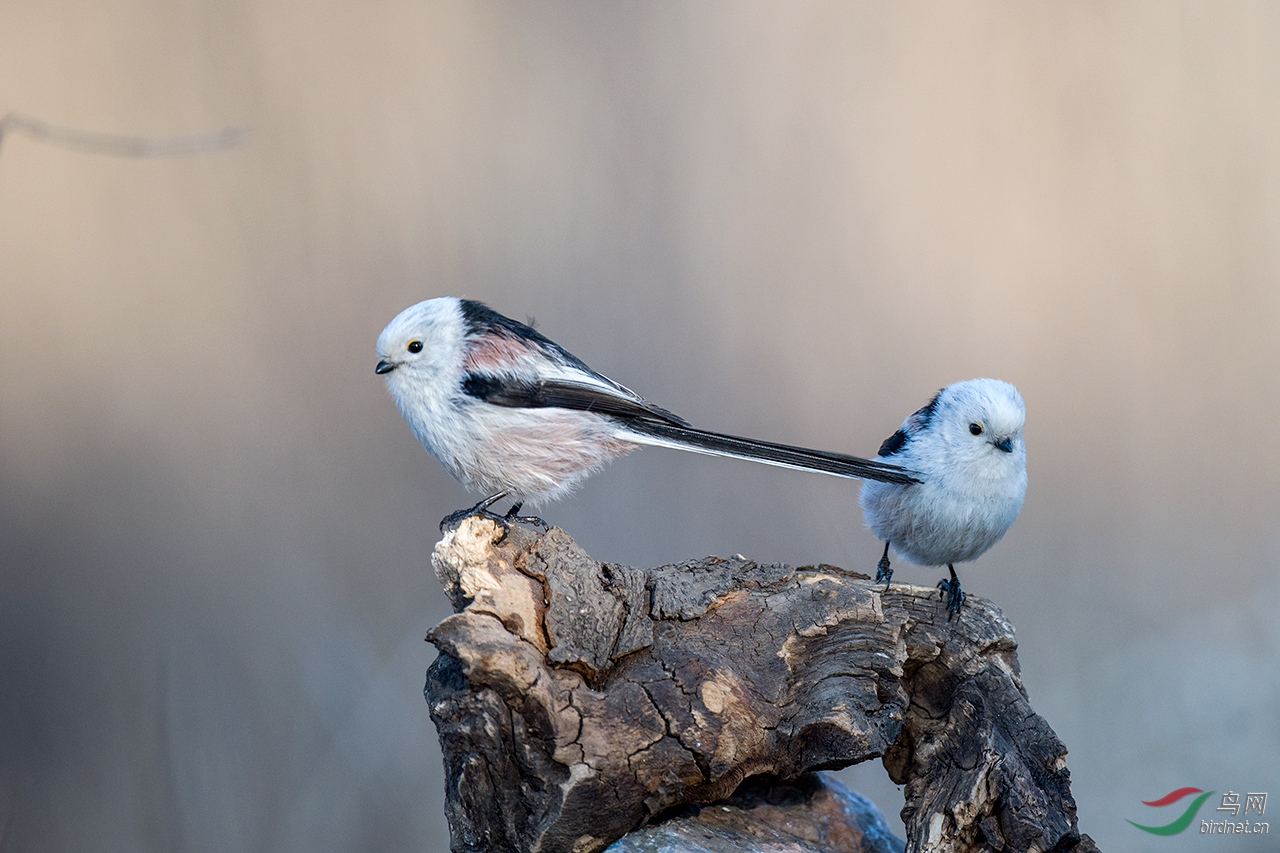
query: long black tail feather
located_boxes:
[623,421,921,485]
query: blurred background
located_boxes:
[2,2,1277,851]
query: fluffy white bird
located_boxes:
[859,379,1027,618]
[376,297,918,532]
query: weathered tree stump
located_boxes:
[605,771,905,853]
[425,519,1098,853]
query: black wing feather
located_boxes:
[909,390,942,430]
[877,389,943,457]
[462,374,690,427]
[877,429,909,457]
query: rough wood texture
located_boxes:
[607,772,904,853]
[425,519,1098,853]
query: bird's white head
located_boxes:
[375,297,467,385]
[923,378,1026,473]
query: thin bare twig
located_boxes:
[0,112,248,157]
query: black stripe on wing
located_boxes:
[877,389,942,457]
[626,421,921,485]
[462,374,690,427]
[908,390,942,431]
[878,429,909,457]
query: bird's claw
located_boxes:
[498,501,549,535]
[937,565,964,621]
[438,494,548,544]
[439,505,511,542]
[875,554,893,590]
[874,542,894,590]
[504,509,550,532]
[439,492,512,540]
[439,506,476,532]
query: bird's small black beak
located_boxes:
[375,360,397,375]
[994,437,1013,453]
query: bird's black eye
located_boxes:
[969,422,984,436]
[407,340,423,353]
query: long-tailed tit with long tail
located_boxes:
[376,297,918,533]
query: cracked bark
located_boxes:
[425,519,1099,853]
